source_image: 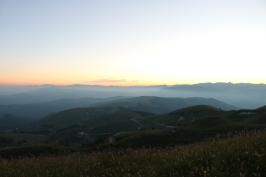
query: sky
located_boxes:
[1,0,266,86]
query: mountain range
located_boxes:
[0,96,238,130]
[1,83,265,109]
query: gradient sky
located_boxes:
[1,0,266,86]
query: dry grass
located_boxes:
[0,129,265,177]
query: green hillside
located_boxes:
[20,107,115,134]
[84,111,147,133]
[3,103,266,150]
[112,130,185,148]
[107,117,265,149]
[0,132,46,148]
[0,102,266,177]
[184,116,234,129]
[0,114,34,130]
[15,109,153,148]
[51,111,151,147]
[139,105,230,127]
[225,109,264,122]
[244,112,266,124]
[256,105,266,111]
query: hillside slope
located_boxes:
[139,105,230,127]
[19,107,115,134]
[97,96,238,114]
[0,97,122,119]
[0,114,34,130]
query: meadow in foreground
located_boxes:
[0,129,265,177]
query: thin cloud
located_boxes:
[87,79,127,83]
[85,79,147,86]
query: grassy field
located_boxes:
[0,128,265,177]
[0,144,71,159]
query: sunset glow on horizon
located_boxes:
[1,0,266,86]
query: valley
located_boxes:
[0,87,266,176]
[0,96,265,152]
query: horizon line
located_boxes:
[1,82,266,87]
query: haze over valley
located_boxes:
[1,82,265,107]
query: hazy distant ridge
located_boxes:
[0,83,265,109]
